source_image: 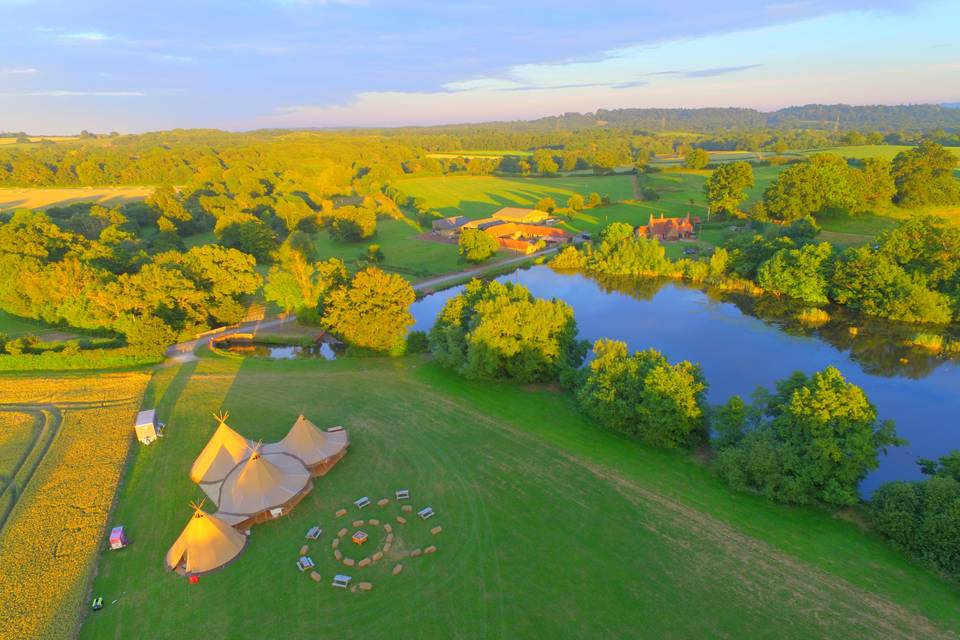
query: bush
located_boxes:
[458,228,498,263]
[405,330,430,353]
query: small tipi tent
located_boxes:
[190,412,253,485]
[264,414,349,473]
[165,502,248,575]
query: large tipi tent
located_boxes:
[263,414,348,475]
[216,446,312,520]
[165,503,248,575]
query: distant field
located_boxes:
[0,136,80,146]
[395,174,636,218]
[797,145,960,161]
[426,149,531,159]
[0,186,153,211]
[79,355,960,639]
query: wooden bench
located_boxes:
[395,489,410,500]
[296,556,315,572]
[332,574,352,589]
[305,526,322,540]
[354,496,371,509]
[418,507,435,520]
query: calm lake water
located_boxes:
[221,341,338,360]
[411,266,960,495]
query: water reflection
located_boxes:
[220,341,338,360]
[410,266,960,494]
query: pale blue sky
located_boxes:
[0,0,957,132]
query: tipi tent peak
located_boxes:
[164,500,248,575]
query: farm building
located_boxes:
[636,213,696,241]
[431,215,469,237]
[165,504,248,576]
[491,207,549,224]
[133,409,159,444]
[484,222,571,254]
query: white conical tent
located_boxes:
[165,505,248,575]
[190,417,253,484]
[216,447,311,516]
[264,414,348,467]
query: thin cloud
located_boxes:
[1,90,145,97]
[58,31,113,42]
[649,64,763,78]
[612,80,649,89]
[0,67,38,75]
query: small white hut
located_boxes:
[135,409,159,444]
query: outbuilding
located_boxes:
[134,410,160,445]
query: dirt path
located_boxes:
[412,247,557,292]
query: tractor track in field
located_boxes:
[0,404,61,532]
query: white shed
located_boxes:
[135,409,159,444]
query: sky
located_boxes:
[0,0,958,133]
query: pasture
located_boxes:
[797,145,960,161]
[0,372,150,640]
[395,174,636,218]
[0,186,153,211]
[80,354,960,639]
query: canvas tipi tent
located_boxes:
[190,412,253,485]
[165,503,248,575]
[263,414,349,475]
[216,445,312,522]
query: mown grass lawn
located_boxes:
[395,174,636,219]
[81,355,960,640]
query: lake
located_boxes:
[411,266,960,495]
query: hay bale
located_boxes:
[334,549,343,561]
[299,545,309,556]
[352,520,364,528]
[392,563,403,575]
[383,524,392,533]
[335,508,348,518]
[396,516,406,525]
[358,582,373,591]
[331,538,339,549]
[385,533,394,543]
[383,543,392,553]
[310,571,322,583]
[431,526,442,536]
[377,498,389,507]
[358,558,371,568]
[372,551,383,562]
[350,586,357,593]
[424,545,437,554]
[410,548,422,557]
[343,557,355,567]
[368,518,380,526]
[402,505,413,513]
[337,528,348,538]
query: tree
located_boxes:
[325,205,377,241]
[458,228,498,263]
[586,192,603,208]
[684,148,710,170]
[322,267,414,352]
[567,194,585,211]
[575,339,708,449]
[145,185,192,233]
[584,223,669,277]
[536,196,557,213]
[428,279,586,382]
[532,149,559,175]
[715,367,902,505]
[704,161,754,217]
[757,242,834,305]
[763,154,864,221]
[217,219,277,262]
[891,140,960,207]
[264,242,347,318]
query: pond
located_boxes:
[410,265,960,495]
[219,341,338,360]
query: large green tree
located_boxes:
[715,367,902,505]
[322,267,414,352]
[757,242,834,305]
[428,279,586,382]
[575,339,708,449]
[891,140,960,207]
[704,161,754,217]
[458,228,498,263]
[264,239,348,319]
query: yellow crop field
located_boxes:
[0,372,150,640]
[0,186,153,211]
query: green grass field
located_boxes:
[395,174,636,219]
[80,355,960,639]
[797,145,960,161]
